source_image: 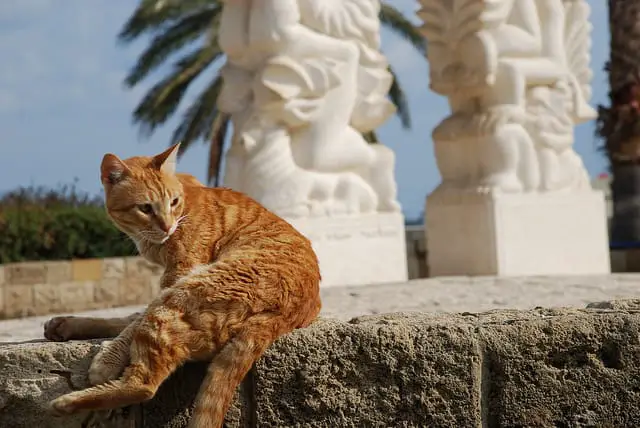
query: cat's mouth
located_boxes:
[135,225,177,245]
[158,223,179,244]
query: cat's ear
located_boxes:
[153,143,181,175]
[100,154,130,185]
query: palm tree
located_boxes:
[596,0,640,244]
[119,0,425,185]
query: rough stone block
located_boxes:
[0,265,5,286]
[59,282,94,312]
[0,341,247,428]
[4,284,34,318]
[0,340,136,428]
[119,277,151,306]
[587,299,640,311]
[141,361,246,428]
[72,259,103,282]
[45,261,72,284]
[6,308,640,427]
[478,308,640,427]
[6,262,46,285]
[125,257,164,278]
[102,258,126,279]
[94,278,120,305]
[33,283,62,314]
[254,315,481,427]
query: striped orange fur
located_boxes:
[46,143,322,427]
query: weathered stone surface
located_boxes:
[94,278,120,306]
[4,306,640,427]
[72,259,103,282]
[58,282,95,312]
[33,283,62,314]
[102,258,125,279]
[0,264,6,286]
[0,340,137,428]
[4,284,34,318]
[45,262,72,284]
[0,341,248,428]
[119,277,151,306]
[148,275,163,298]
[124,257,163,278]
[479,308,640,428]
[141,362,245,428]
[586,298,640,311]
[6,262,46,285]
[254,315,481,427]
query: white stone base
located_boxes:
[287,213,408,288]
[425,191,611,276]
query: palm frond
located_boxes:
[207,114,231,186]
[363,131,379,143]
[118,0,218,43]
[387,65,411,129]
[171,73,224,152]
[380,3,426,55]
[124,6,221,87]
[132,45,221,137]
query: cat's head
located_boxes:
[100,143,186,244]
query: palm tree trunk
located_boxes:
[598,0,640,244]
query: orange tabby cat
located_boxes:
[44,144,322,427]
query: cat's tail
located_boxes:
[188,327,274,428]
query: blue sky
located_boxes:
[0,0,609,220]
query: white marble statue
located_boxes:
[216,0,401,217]
[418,0,597,195]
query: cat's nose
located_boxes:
[157,220,172,233]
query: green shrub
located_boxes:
[0,184,135,263]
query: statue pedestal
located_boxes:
[288,213,408,287]
[425,191,611,276]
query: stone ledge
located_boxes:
[2,301,640,427]
[0,257,163,320]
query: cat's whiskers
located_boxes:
[133,229,165,244]
[175,214,189,229]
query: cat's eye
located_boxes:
[138,203,153,215]
[171,197,180,207]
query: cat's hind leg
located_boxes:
[88,313,143,385]
[48,296,200,415]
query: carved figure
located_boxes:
[419,0,596,195]
[238,113,379,217]
[218,0,401,215]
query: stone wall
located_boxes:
[0,257,162,320]
[1,225,637,321]
[2,301,640,427]
[0,228,427,321]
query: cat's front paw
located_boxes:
[44,316,77,342]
